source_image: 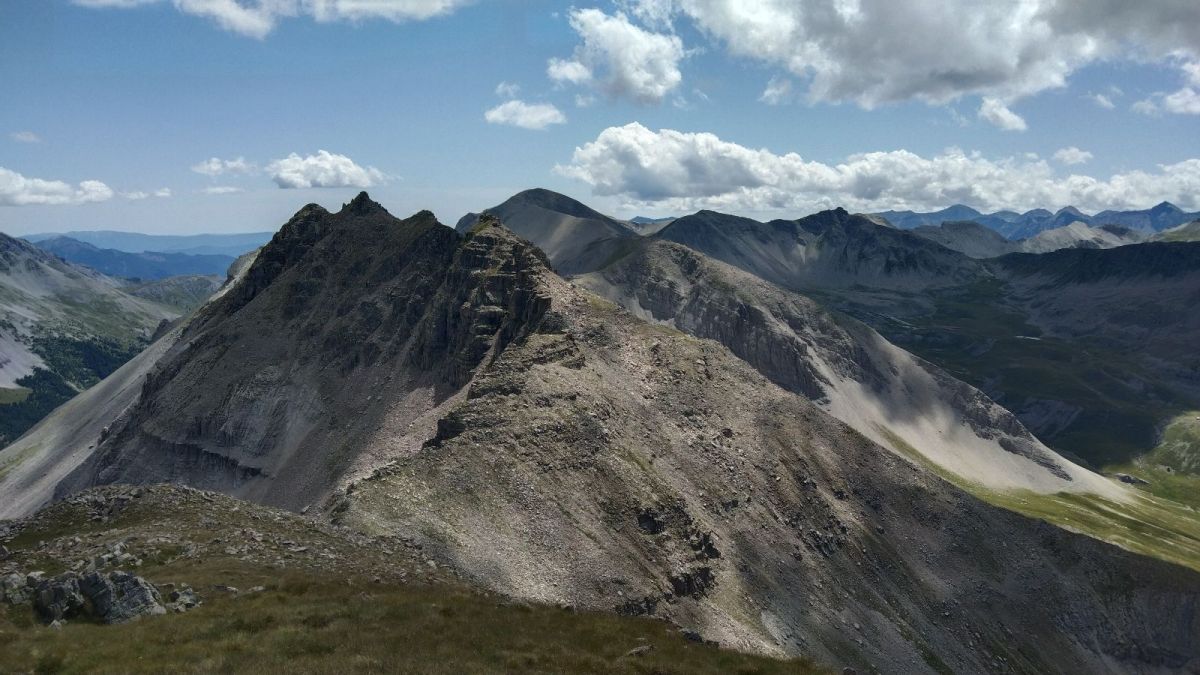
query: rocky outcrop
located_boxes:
[5,569,172,625]
[80,571,167,624]
[46,195,561,515]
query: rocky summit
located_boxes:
[1,194,1199,674]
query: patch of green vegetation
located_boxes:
[0,369,76,447]
[30,334,142,390]
[1101,411,1200,510]
[0,491,822,675]
[877,425,1200,573]
[0,387,30,404]
[0,574,822,674]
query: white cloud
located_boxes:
[622,0,1200,120]
[1089,93,1116,109]
[484,100,566,130]
[548,9,684,104]
[122,187,172,200]
[547,58,593,86]
[0,167,114,206]
[759,77,793,105]
[9,131,41,144]
[978,98,1027,131]
[202,185,244,194]
[1162,87,1200,115]
[1053,147,1093,165]
[495,81,520,98]
[190,156,256,176]
[556,122,1200,214]
[73,0,474,38]
[267,150,386,189]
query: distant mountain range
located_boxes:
[0,232,181,446]
[909,220,1148,258]
[23,230,272,257]
[876,201,1200,239]
[31,236,235,280]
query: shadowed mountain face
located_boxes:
[2,194,1199,672]
[456,188,638,274]
[31,236,235,280]
[656,208,982,291]
[50,194,553,511]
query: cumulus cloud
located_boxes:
[1162,87,1200,115]
[622,0,1200,121]
[1053,147,1093,165]
[73,0,474,38]
[759,77,794,105]
[494,81,520,98]
[0,167,114,206]
[977,97,1027,131]
[548,9,684,104]
[1089,93,1116,109]
[191,156,256,176]
[556,122,1200,214]
[484,100,566,130]
[10,131,41,144]
[202,185,244,194]
[267,150,385,189]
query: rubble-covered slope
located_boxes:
[339,233,1200,674]
[573,239,1118,497]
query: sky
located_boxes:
[1,0,1199,235]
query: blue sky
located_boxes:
[2,0,1199,235]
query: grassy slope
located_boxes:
[0,488,821,675]
[878,427,1200,573]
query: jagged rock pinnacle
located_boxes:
[344,191,387,216]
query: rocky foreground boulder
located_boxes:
[4,568,195,625]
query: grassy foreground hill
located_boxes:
[0,485,818,675]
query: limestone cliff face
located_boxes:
[55,196,554,510]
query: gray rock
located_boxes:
[163,584,200,613]
[0,544,9,559]
[81,571,166,624]
[1,573,31,605]
[33,573,85,623]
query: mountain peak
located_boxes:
[343,191,388,216]
[1151,201,1181,214]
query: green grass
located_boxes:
[0,489,822,675]
[877,426,1200,573]
[1101,411,1200,511]
[0,387,30,404]
[0,570,819,675]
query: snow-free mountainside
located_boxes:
[2,192,1199,674]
